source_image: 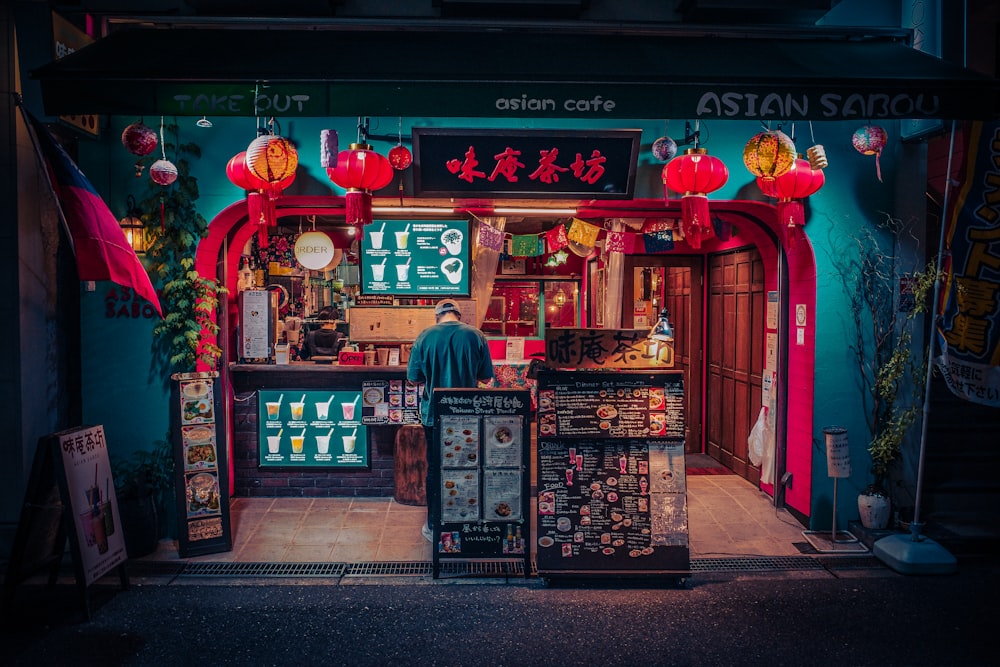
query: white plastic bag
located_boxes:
[748,407,767,466]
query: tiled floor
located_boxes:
[146,474,809,564]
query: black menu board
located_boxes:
[429,388,531,578]
[535,371,689,579]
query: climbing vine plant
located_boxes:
[136,125,225,374]
[828,213,936,501]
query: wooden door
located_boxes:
[706,248,764,483]
[623,256,703,454]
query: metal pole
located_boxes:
[912,119,957,539]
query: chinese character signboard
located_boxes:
[413,128,641,199]
[545,328,674,369]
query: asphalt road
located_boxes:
[2,559,995,667]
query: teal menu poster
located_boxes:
[258,390,369,469]
[361,219,470,296]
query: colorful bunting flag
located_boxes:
[511,234,543,257]
[643,230,675,253]
[568,218,600,247]
[545,224,569,252]
[477,221,505,252]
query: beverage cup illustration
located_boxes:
[290,401,304,421]
[315,401,330,421]
[441,258,463,284]
[565,468,574,486]
[265,401,281,420]
[315,435,331,454]
[395,230,409,249]
[343,435,357,453]
[342,402,355,420]
[369,230,384,249]
[291,435,304,454]
[267,435,281,454]
[396,263,409,282]
[441,229,464,255]
[371,263,385,281]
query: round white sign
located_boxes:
[294,231,336,270]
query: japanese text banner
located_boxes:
[936,120,1000,407]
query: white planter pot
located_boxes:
[858,490,891,530]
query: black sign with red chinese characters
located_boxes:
[412,128,641,199]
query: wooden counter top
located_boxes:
[229,362,408,392]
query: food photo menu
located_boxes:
[430,389,531,576]
[173,371,232,557]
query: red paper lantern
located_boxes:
[773,156,825,234]
[245,135,299,184]
[662,148,728,249]
[326,143,394,232]
[388,144,413,170]
[227,151,267,191]
[121,122,158,156]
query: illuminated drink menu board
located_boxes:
[361,219,470,296]
[258,390,369,469]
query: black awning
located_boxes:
[31,25,1000,121]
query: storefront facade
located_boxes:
[5,1,999,557]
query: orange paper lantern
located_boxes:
[245,135,299,184]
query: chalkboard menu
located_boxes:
[535,371,689,579]
[258,389,370,469]
[430,388,531,578]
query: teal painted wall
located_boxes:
[79,114,925,531]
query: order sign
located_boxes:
[361,219,470,296]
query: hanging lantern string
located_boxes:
[809,121,816,144]
[308,214,316,231]
[790,122,796,144]
[398,117,403,145]
[693,120,700,149]
[159,116,167,160]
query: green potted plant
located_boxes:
[830,214,936,529]
[111,436,175,558]
[135,125,225,375]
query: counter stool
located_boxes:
[393,424,427,506]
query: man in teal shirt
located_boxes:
[407,299,494,541]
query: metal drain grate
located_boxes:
[345,561,433,576]
[438,560,527,577]
[182,562,347,578]
[690,556,824,572]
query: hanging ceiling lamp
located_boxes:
[326,143,394,236]
[743,129,796,185]
[662,148,729,249]
[772,155,825,228]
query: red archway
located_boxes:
[195,196,815,518]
